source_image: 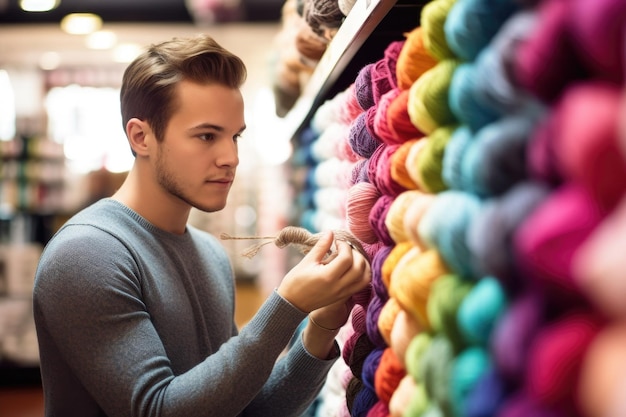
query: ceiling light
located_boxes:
[39,51,61,70]
[86,30,117,50]
[60,13,102,35]
[20,0,60,12]
[113,43,143,63]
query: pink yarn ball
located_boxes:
[346,182,381,244]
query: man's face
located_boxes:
[154,79,246,213]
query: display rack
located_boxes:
[281,0,427,144]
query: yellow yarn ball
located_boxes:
[382,241,416,290]
[385,190,424,244]
[378,296,402,346]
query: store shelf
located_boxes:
[281,0,426,143]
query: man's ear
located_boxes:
[126,118,153,156]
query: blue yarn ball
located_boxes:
[457,276,508,345]
[442,125,474,191]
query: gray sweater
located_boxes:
[33,199,336,417]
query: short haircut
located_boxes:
[120,33,247,144]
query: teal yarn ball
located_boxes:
[442,124,473,191]
[449,61,500,133]
[449,346,491,417]
[457,276,508,346]
[444,0,519,62]
[418,190,484,279]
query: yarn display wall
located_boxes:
[290,0,626,416]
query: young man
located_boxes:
[33,34,371,417]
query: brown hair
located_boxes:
[120,33,247,144]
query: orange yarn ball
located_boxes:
[382,242,418,290]
[396,26,439,90]
[391,139,420,190]
[375,348,407,404]
[388,89,426,143]
[390,308,423,366]
[389,249,450,328]
[403,190,436,249]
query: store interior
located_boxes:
[3,0,626,416]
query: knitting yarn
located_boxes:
[371,41,403,104]
[378,296,402,347]
[375,348,406,404]
[577,321,626,417]
[405,332,433,381]
[419,335,455,415]
[341,83,365,125]
[391,139,420,190]
[368,143,408,197]
[497,392,571,417]
[570,0,626,83]
[346,377,364,414]
[421,0,459,61]
[346,181,381,244]
[396,26,439,91]
[402,190,436,249]
[369,194,396,246]
[512,184,605,312]
[549,81,626,212]
[348,110,381,158]
[512,0,588,103]
[388,89,425,143]
[463,367,507,417]
[338,0,356,16]
[441,124,473,191]
[412,124,456,193]
[365,401,389,417]
[449,346,491,417]
[457,276,507,346]
[573,196,626,319]
[407,59,460,135]
[426,273,473,352]
[370,244,392,300]
[418,190,483,280]
[490,292,545,383]
[404,138,429,189]
[389,249,450,328]
[382,241,415,290]
[302,0,344,40]
[390,308,422,367]
[350,158,369,184]
[373,88,403,145]
[366,295,388,348]
[444,0,518,62]
[385,190,423,244]
[524,310,603,411]
[448,62,500,133]
[354,63,376,110]
[460,114,535,198]
[389,375,421,417]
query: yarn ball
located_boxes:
[526,113,565,187]
[374,88,403,145]
[577,321,626,417]
[396,26,439,91]
[573,196,626,319]
[525,310,603,410]
[390,308,423,367]
[370,244,392,300]
[369,143,409,197]
[404,138,429,190]
[512,0,589,103]
[354,63,376,110]
[512,183,605,312]
[467,181,550,295]
[490,292,546,382]
[405,332,433,381]
[369,194,396,246]
[375,348,407,404]
[346,181,381,244]
[420,0,459,61]
[497,391,570,417]
[378,296,403,347]
[449,346,492,417]
[350,158,369,185]
[549,81,626,212]
[348,110,382,158]
[448,62,500,133]
[381,241,415,290]
[411,124,456,193]
[388,89,426,143]
[444,0,519,62]
[407,59,460,135]
[418,190,483,280]
[391,139,420,190]
[460,114,536,198]
[419,335,455,415]
[464,367,508,417]
[389,249,450,328]
[569,0,626,83]
[370,41,403,104]
[402,190,436,249]
[385,190,424,244]
[388,375,421,417]
[338,0,357,16]
[441,124,473,191]
[302,0,344,40]
[426,273,473,352]
[457,276,508,346]
[366,295,388,349]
